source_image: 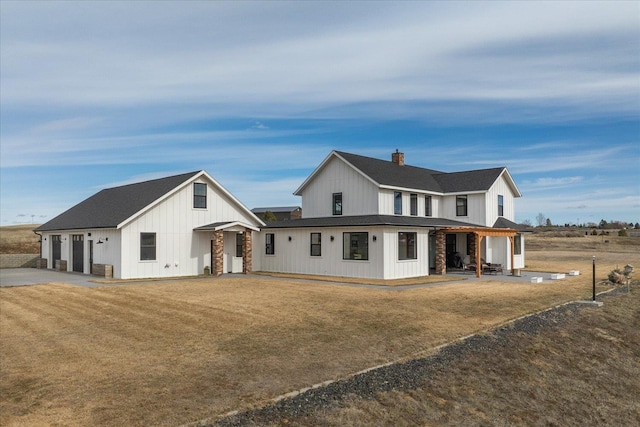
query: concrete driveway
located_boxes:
[0,268,104,288]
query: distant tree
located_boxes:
[635,222,640,229]
[599,219,608,229]
[545,218,552,227]
[535,213,546,227]
[520,219,532,227]
[262,211,277,222]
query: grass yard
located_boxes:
[1,233,639,426]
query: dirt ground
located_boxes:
[1,234,638,426]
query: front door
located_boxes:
[52,235,62,266]
[89,240,94,274]
[446,234,457,268]
[72,234,84,273]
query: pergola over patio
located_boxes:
[435,227,518,278]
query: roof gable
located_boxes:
[36,172,200,232]
[295,150,519,196]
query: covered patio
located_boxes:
[194,221,260,276]
[435,227,519,278]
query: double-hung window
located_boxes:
[194,183,207,209]
[498,195,504,217]
[333,193,342,215]
[140,232,156,261]
[394,191,402,215]
[456,195,468,216]
[410,194,418,216]
[398,232,417,260]
[265,233,275,255]
[310,233,321,256]
[343,232,369,260]
[236,234,243,257]
[425,195,432,217]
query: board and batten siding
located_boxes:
[258,226,385,279]
[440,193,485,225]
[378,189,441,217]
[485,173,516,226]
[381,227,430,279]
[119,177,258,279]
[301,156,378,218]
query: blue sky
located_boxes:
[1,1,638,227]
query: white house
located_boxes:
[35,171,264,279]
[257,150,527,280]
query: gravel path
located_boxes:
[193,288,626,427]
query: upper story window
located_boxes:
[498,195,504,217]
[265,233,275,255]
[410,194,418,216]
[456,195,468,216]
[194,183,207,209]
[394,191,402,215]
[332,193,342,215]
[140,232,156,261]
[425,195,432,217]
[310,233,321,256]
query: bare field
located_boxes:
[0,224,41,254]
[1,235,639,426]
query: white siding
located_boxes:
[40,229,121,275]
[301,157,378,218]
[381,227,431,279]
[485,173,516,226]
[441,193,485,225]
[258,227,385,279]
[120,177,259,279]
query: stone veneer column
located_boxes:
[242,230,252,274]
[435,230,446,275]
[213,230,224,276]
[468,232,477,263]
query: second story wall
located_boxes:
[301,156,378,218]
[441,193,486,226]
[378,189,441,217]
[485,173,516,226]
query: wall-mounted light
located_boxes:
[288,236,292,241]
[372,235,377,242]
[97,239,104,244]
[88,233,91,237]
[330,235,335,242]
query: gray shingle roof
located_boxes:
[264,215,482,229]
[335,151,506,194]
[35,171,201,231]
[493,217,532,232]
[251,206,301,214]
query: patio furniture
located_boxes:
[483,263,504,275]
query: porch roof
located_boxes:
[264,215,482,229]
[194,221,261,232]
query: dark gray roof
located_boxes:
[335,151,506,193]
[493,217,532,232]
[35,171,200,231]
[251,206,301,213]
[193,222,234,231]
[264,215,482,229]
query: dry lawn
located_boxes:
[1,234,638,426]
[0,224,41,254]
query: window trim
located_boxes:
[398,232,417,260]
[310,232,322,256]
[425,195,432,217]
[410,193,418,216]
[193,182,207,209]
[265,233,275,255]
[343,232,369,261]
[140,232,156,261]
[456,195,468,216]
[498,194,504,217]
[332,192,342,216]
[394,191,402,215]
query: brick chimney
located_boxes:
[391,149,404,166]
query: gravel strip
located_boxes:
[194,287,628,427]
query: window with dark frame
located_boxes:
[140,232,156,261]
[425,195,432,217]
[333,193,342,215]
[310,233,321,256]
[498,194,504,216]
[410,193,418,216]
[398,232,417,260]
[343,232,369,260]
[236,233,243,257]
[265,233,275,255]
[514,233,522,255]
[456,195,468,216]
[394,191,402,215]
[194,183,207,209]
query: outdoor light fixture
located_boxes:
[288,236,292,241]
[97,239,104,244]
[372,235,377,242]
[330,235,335,242]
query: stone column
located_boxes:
[435,230,446,275]
[242,229,252,274]
[469,232,477,263]
[213,230,224,276]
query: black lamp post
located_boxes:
[592,255,596,301]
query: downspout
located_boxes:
[33,230,43,259]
